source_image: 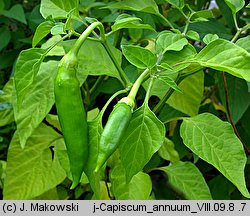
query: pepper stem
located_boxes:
[71,22,105,56]
[127,68,150,102]
[99,89,129,120]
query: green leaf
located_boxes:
[113,13,141,26]
[92,181,110,200]
[14,61,58,148]
[218,73,250,123]
[216,0,235,28]
[167,71,204,116]
[208,175,236,200]
[63,9,78,31]
[34,188,59,200]
[202,33,219,45]
[191,10,214,22]
[156,32,188,55]
[120,103,165,182]
[186,20,232,40]
[145,76,175,99]
[115,22,154,32]
[122,45,157,69]
[0,102,12,111]
[110,164,152,199]
[98,78,123,94]
[0,160,6,189]
[84,117,103,199]
[247,3,250,8]
[28,5,44,32]
[32,21,55,47]
[128,28,143,42]
[40,0,79,19]
[224,0,245,13]
[164,0,184,9]
[2,4,27,24]
[106,149,120,169]
[41,35,65,56]
[0,0,4,13]
[0,79,14,127]
[180,113,250,198]
[158,75,182,93]
[84,16,99,24]
[159,161,212,199]
[49,137,89,186]
[186,30,200,41]
[63,39,122,80]
[87,108,99,121]
[51,23,65,35]
[105,0,161,16]
[158,104,186,123]
[46,114,61,131]
[192,17,209,22]
[158,138,180,163]
[111,14,155,32]
[238,108,250,148]
[195,39,250,82]
[54,136,89,186]
[145,45,197,99]
[0,50,17,70]
[14,48,47,108]
[0,27,11,52]
[158,62,174,71]
[236,35,250,53]
[0,79,13,104]
[161,44,197,75]
[3,123,66,199]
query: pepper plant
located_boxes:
[0,0,250,200]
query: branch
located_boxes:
[221,72,250,156]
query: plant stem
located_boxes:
[127,68,150,102]
[182,12,194,35]
[224,17,250,155]
[99,89,129,119]
[144,76,155,105]
[72,31,100,42]
[73,23,130,87]
[183,21,190,35]
[163,116,185,124]
[89,76,105,94]
[179,10,189,20]
[231,23,250,43]
[45,32,72,55]
[158,14,175,29]
[221,73,250,156]
[101,41,131,87]
[113,29,123,49]
[233,14,240,31]
[82,82,90,111]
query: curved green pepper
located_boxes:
[54,51,88,189]
[95,98,133,172]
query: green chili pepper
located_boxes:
[54,51,88,189]
[95,97,134,172]
[53,22,106,189]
